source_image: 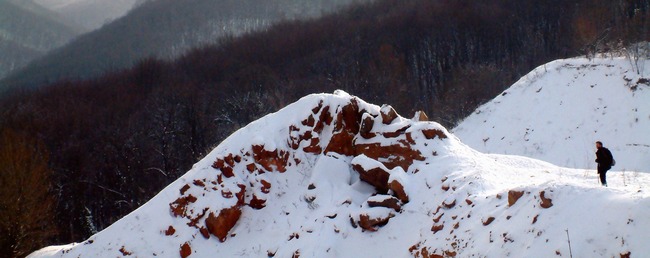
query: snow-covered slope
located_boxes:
[454,57,650,172]
[30,91,650,258]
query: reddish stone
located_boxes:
[302,115,315,127]
[359,115,376,139]
[180,184,190,195]
[164,225,176,236]
[180,242,191,258]
[221,166,234,178]
[246,163,258,173]
[249,194,267,209]
[388,180,409,203]
[312,100,323,114]
[357,213,393,231]
[431,224,444,234]
[367,196,401,212]
[442,199,456,209]
[169,195,197,217]
[355,142,424,171]
[540,191,553,208]
[212,159,225,170]
[314,106,332,134]
[482,217,495,226]
[252,145,290,172]
[224,154,235,167]
[260,180,272,194]
[205,206,243,242]
[352,164,391,193]
[324,131,356,156]
[235,184,246,206]
[413,110,429,121]
[193,180,205,187]
[422,129,447,139]
[119,246,132,256]
[508,190,525,207]
[380,105,399,124]
[199,227,210,239]
[303,138,322,154]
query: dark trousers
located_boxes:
[597,166,609,186]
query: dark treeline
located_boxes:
[1,0,648,256]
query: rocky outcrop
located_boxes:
[158,94,451,256]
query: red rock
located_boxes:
[413,111,429,121]
[260,180,272,194]
[249,194,266,209]
[431,224,444,234]
[422,129,447,139]
[303,138,322,154]
[252,145,290,172]
[355,142,425,171]
[199,227,210,239]
[357,213,393,231]
[302,115,315,127]
[119,246,132,256]
[380,105,398,124]
[179,184,190,195]
[367,196,402,212]
[169,195,197,217]
[246,163,258,173]
[482,217,495,226]
[221,166,235,178]
[224,154,236,167]
[324,131,356,156]
[235,184,246,206]
[352,164,391,193]
[540,191,553,208]
[164,225,176,236]
[180,242,191,258]
[442,199,456,209]
[359,115,376,139]
[193,180,205,187]
[388,180,409,203]
[314,106,332,134]
[205,206,243,242]
[508,190,525,207]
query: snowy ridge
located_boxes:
[30,91,650,258]
[454,57,650,172]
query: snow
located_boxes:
[454,56,650,173]
[29,86,650,257]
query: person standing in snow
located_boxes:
[595,141,614,187]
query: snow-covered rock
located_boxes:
[454,56,650,172]
[30,91,650,258]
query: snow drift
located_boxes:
[30,90,650,258]
[454,56,650,172]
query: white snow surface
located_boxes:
[29,90,650,258]
[454,57,650,173]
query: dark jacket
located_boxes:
[595,147,613,169]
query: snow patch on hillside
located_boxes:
[454,57,650,173]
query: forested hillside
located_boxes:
[0,0,82,79]
[1,0,372,88]
[1,0,649,256]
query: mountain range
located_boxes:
[1,0,371,88]
[0,0,82,79]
